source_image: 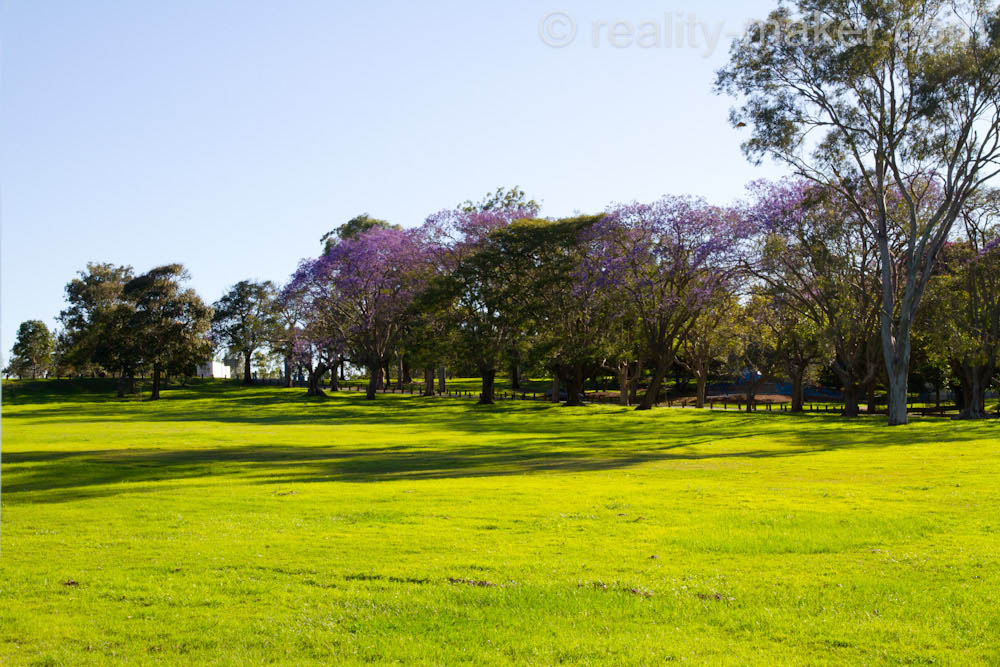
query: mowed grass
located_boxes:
[1,380,999,665]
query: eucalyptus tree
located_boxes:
[125,264,212,399]
[211,280,278,385]
[57,262,135,381]
[718,0,1000,424]
[7,320,54,379]
[320,214,400,253]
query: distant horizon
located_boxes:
[1,0,788,359]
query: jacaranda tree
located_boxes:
[581,196,745,410]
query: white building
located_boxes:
[196,360,233,379]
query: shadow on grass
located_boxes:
[4,380,994,503]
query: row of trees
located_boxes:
[6,179,998,422]
[268,180,998,422]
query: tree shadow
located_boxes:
[5,382,995,504]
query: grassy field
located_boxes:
[2,379,999,665]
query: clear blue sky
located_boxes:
[1,0,786,359]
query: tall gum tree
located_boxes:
[717,0,1000,424]
[211,280,278,385]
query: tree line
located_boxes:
[5,0,999,426]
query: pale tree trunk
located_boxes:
[885,359,910,425]
[550,374,560,404]
[695,363,707,409]
[423,367,435,396]
[617,362,630,406]
[879,240,914,425]
[437,366,446,393]
[284,357,293,388]
[629,361,642,404]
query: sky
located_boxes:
[1,0,788,359]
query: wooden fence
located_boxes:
[334,382,967,417]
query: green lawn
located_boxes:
[2,380,999,665]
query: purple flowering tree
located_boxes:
[281,264,345,396]
[581,196,744,410]
[743,179,885,416]
[288,226,434,399]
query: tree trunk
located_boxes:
[117,371,136,398]
[886,363,909,426]
[629,361,641,404]
[366,365,379,400]
[510,361,521,390]
[307,364,328,397]
[243,352,253,385]
[695,366,707,409]
[745,384,755,413]
[396,355,404,390]
[618,363,630,406]
[790,370,804,413]
[563,365,585,407]
[437,366,447,393]
[957,364,990,419]
[880,314,912,425]
[150,363,162,400]
[842,384,860,418]
[402,358,412,384]
[423,367,435,396]
[479,368,496,405]
[284,357,293,388]
[636,359,668,411]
